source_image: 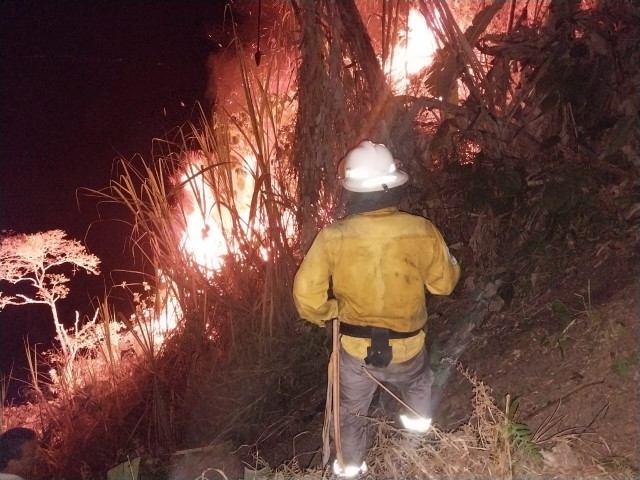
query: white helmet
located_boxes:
[341,140,408,192]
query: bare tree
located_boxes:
[0,229,100,359]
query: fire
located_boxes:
[148,8,442,340]
[385,9,439,91]
[180,166,227,271]
[153,272,181,334]
[178,152,261,272]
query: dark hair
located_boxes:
[0,427,37,470]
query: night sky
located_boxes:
[1,1,229,392]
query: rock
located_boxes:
[484,282,498,298]
[464,275,476,291]
[244,465,272,479]
[542,442,582,470]
[169,441,245,480]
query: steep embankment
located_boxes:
[431,220,639,471]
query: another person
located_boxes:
[293,140,460,478]
[0,427,38,480]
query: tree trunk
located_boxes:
[333,0,388,104]
[50,301,71,360]
[291,0,332,250]
[291,0,391,250]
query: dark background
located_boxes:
[0,1,228,396]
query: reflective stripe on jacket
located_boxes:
[293,206,461,362]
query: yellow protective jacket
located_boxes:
[293,206,460,363]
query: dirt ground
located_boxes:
[432,242,640,470]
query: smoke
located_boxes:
[204,1,294,111]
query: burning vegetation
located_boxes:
[1,0,638,478]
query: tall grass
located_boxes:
[87,5,299,352]
[73,0,307,462]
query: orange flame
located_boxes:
[385,9,439,92]
[178,153,262,272]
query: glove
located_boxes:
[446,245,458,266]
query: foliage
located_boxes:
[0,229,100,363]
[610,355,634,379]
[0,229,100,308]
[502,395,543,466]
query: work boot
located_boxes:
[332,459,368,479]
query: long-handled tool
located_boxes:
[322,319,344,469]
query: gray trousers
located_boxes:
[337,345,433,465]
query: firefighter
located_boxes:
[0,428,39,480]
[293,140,461,478]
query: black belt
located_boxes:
[339,322,422,339]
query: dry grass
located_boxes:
[268,364,635,480]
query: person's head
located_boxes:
[0,427,38,478]
[341,140,408,193]
[340,140,408,215]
